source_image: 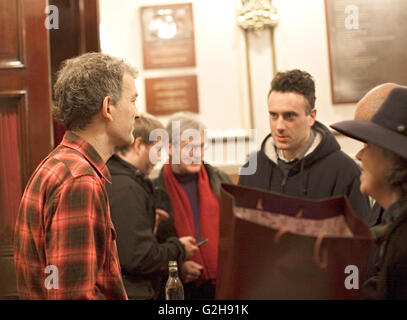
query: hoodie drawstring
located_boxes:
[300,160,310,196]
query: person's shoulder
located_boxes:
[152,166,165,187]
[112,174,151,199]
[333,150,360,170]
[28,148,79,188]
[50,146,100,180]
[315,148,360,173]
[110,173,143,189]
[107,160,149,194]
[384,214,407,266]
[389,212,407,241]
[205,163,231,183]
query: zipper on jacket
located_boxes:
[280,172,288,192]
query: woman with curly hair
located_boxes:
[331,87,407,299]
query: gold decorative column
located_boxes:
[237,0,279,129]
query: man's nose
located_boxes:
[190,147,201,157]
[276,117,286,131]
[356,146,365,161]
[134,106,141,119]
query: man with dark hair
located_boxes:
[14,52,139,299]
[106,114,198,300]
[239,69,372,225]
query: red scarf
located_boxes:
[163,164,219,281]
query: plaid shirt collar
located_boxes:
[61,131,111,183]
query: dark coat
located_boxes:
[106,155,185,300]
[238,121,374,226]
[153,163,232,241]
[363,201,407,299]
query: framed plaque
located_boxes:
[145,75,199,115]
[140,3,196,69]
[325,0,407,103]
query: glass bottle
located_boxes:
[165,260,184,300]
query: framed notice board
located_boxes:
[145,75,199,115]
[325,0,407,103]
[140,3,196,69]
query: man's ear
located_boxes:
[101,96,114,121]
[308,108,317,126]
[132,137,143,154]
[168,142,173,158]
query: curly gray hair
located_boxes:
[382,148,407,215]
[53,52,138,130]
[165,112,206,145]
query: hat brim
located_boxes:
[330,120,407,160]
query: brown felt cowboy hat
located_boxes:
[330,87,407,160]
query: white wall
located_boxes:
[99,0,246,130]
[246,0,363,157]
[273,0,362,158]
[99,0,364,161]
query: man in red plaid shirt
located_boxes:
[14,52,140,299]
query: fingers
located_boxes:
[184,236,197,245]
[183,273,199,283]
[185,245,199,259]
[155,209,170,220]
[181,261,203,283]
[187,261,204,275]
[153,209,170,235]
[179,236,196,246]
[178,237,198,259]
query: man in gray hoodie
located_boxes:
[239,69,372,226]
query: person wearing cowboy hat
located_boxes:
[331,87,407,299]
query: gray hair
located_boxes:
[382,147,407,197]
[165,112,206,145]
[53,52,138,130]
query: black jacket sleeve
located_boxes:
[378,223,407,299]
[109,184,185,275]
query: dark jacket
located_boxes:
[362,200,407,299]
[153,163,232,241]
[238,121,373,226]
[106,155,185,300]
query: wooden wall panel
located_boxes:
[0,0,25,68]
[49,0,100,146]
[0,0,52,299]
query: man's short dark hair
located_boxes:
[117,114,164,155]
[268,69,316,113]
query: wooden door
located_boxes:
[0,0,52,299]
[49,0,100,146]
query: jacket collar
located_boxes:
[263,128,322,164]
[108,154,144,177]
[61,131,111,183]
[261,121,340,166]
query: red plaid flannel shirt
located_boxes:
[14,132,128,300]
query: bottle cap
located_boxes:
[169,260,177,267]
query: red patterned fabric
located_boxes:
[14,131,127,300]
[163,164,219,281]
